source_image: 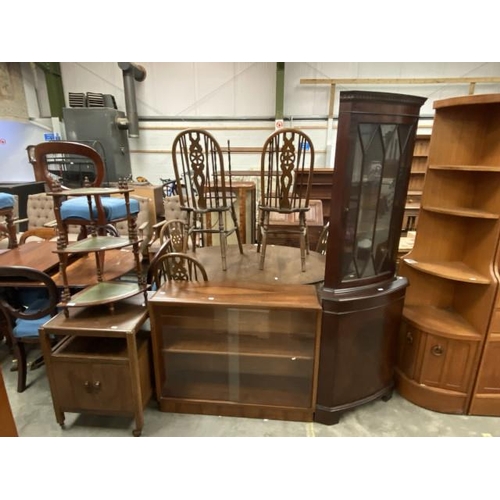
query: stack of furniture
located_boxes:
[396,93,500,417]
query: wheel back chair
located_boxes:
[147,252,208,290]
[0,266,59,392]
[257,128,315,272]
[171,129,243,271]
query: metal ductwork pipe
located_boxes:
[118,62,147,138]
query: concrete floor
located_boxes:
[2,344,500,438]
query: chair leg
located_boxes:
[256,209,265,253]
[230,205,244,254]
[219,212,228,270]
[259,212,269,271]
[304,220,310,255]
[14,342,28,393]
[189,213,197,253]
[299,213,306,272]
[218,212,228,271]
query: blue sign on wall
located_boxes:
[44,133,61,141]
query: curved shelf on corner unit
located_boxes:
[403,304,482,340]
[60,282,147,309]
[402,258,490,284]
[423,206,499,219]
[428,164,500,172]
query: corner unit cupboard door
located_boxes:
[396,93,500,417]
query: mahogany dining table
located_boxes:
[0,240,136,287]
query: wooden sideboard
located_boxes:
[148,281,322,422]
[294,168,334,227]
[267,199,324,250]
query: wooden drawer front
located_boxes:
[474,341,500,394]
[52,361,133,413]
[396,322,422,380]
[418,334,478,392]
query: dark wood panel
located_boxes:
[0,368,17,437]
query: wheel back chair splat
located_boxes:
[148,252,208,290]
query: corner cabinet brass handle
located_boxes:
[431,345,444,356]
[94,381,102,392]
[84,381,92,393]
[406,331,414,344]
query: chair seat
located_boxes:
[13,296,52,339]
[13,314,52,338]
[0,193,15,209]
[60,197,140,221]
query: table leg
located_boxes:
[126,332,144,437]
[38,329,66,427]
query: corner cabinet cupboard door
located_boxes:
[418,334,479,393]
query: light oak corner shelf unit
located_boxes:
[396,93,500,417]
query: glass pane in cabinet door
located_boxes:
[341,123,404,283]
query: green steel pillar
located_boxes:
[275,62,285,121]
[35,62,65,120]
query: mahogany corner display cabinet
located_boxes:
[396,93,500,417]
[315,90,426,425]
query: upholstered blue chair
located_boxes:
[0,192,18,249]
[32,141,140,246]
[0,266,59,392]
